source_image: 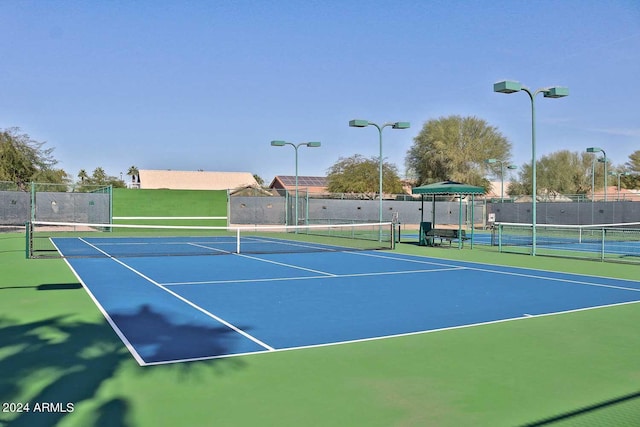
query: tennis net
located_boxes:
[27,220,395,258]
[494,221,640,260]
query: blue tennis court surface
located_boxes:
[402,231,640,256]
[58,239,640,366]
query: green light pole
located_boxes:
[271,140,321,226]
[586,149,598,202]
[349,119,410,225]
[598,157,609,202]
[586,147,607,201]
[485,158,517,202]
[609,171,631,201]
[494,81,568,256]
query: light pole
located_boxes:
[348,119,410,225]
[598,157,608,202]
[587,147,607,201]
[609,172,630,201]
[485,158,517,202]
[494,81,568,256]
[271,140,321,226]
[586,149,598,202]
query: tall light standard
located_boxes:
[348,119,410,225]
[586,147,607,201]
[494,81,568,256]
[271,140,321,225]
[485,158,517,202]
[609,171,632,201]
[598,157,609,202]
[586,149,598,202]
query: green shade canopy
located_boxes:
[411,181,484,250]
[412,180,486,195]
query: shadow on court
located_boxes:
[0,289,246,426]
[110,304,254,364]
[520,391,640,426]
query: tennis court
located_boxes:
[51,229,640,366]
[401,222,640,262]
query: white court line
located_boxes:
[112,216,227,220]
[64,239,640,366]
[363,250,640,284]
[242,236,341,251]
[350,251,640,293]
[188,242,338,277]
[162,267,465,286]
[78,238,276,360]
[234,252,337,276]
[50,238,147,366]
[187,242,232,254]
[142,298,640,366]
[166,247,638,293]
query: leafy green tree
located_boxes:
[326,154,403,198]
[626,150,640,171]
[76,167,125,191]
[109,177,126,188]
[623,150,640,189]
[0,127,66,190]
[91,167,107,184]
[508,150,594,198]
[405,115,511,191]
[33,169,72,191]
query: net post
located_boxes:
[391,212,400,245]
[601,227,605,261]
[390,222,396,250]
[227,188,231,227]
[498,223,503,252]
[25,221,31,259]
[109,185,113,226]
[30,182,36,223]
[236,228,241,254]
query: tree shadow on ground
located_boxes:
[0,285,247,427]
[110,304,253,365]
[94,398,131,427]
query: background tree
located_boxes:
[622,150,640,189]
[326,154,403,198]
[253,174,264,186]
[127,166,139,185]
[0,127,67,190]
[32,169,70,191]
[508,150,594,198]
[76,167,125,191]
[91,167,107,184]
[405,115,512,191]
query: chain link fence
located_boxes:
[0,182,111,226]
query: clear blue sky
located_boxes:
[2,0,639,185]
